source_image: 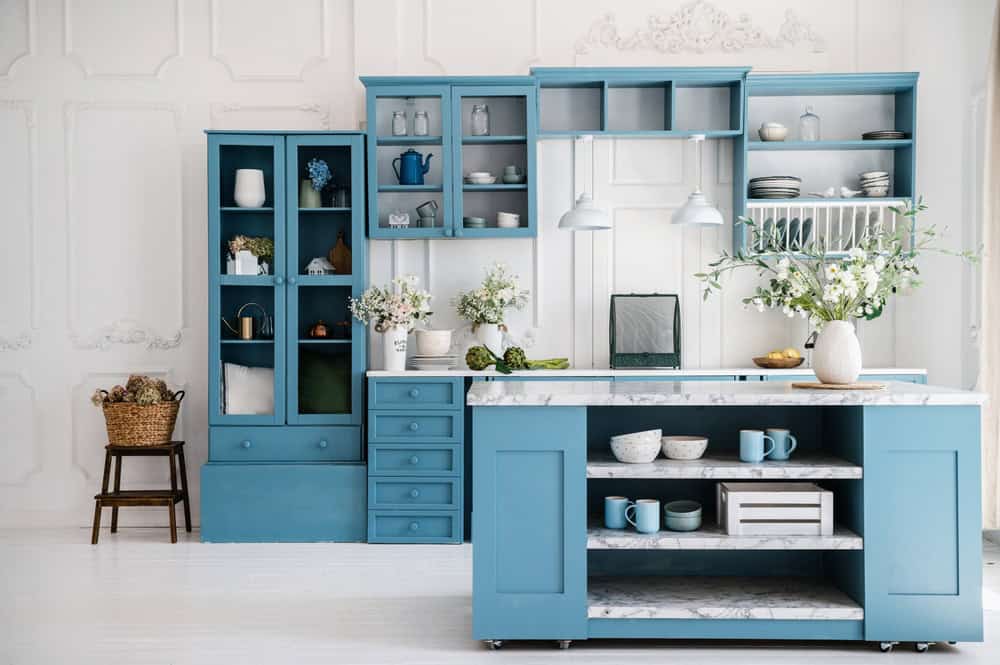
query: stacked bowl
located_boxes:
[409,330,458,371]
[859,170,890,197]
[749,175,801,199]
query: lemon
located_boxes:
[782,348,801,359]
[767,351,784,360]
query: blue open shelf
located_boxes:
[748,139,912,151]
[376,135,442,146]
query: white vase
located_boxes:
[299,179,322,208]
[382,326,408,372]
[234,169,266,208]
[812,320,862,384]
[475,323,504,357]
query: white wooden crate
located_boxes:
[717,482,833,536]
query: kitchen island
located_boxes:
[468,380,985,652]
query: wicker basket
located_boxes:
[100,390,184,446]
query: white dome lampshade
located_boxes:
[558,193,611,230]
[671,134,724,226]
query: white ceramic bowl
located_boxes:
[497,211,520,228]
[661,435,708,460]
[468,171,491,178]
[758,124,788,142]
[859,170,889,179]
[609,432,661,464]
[415,329,453,356]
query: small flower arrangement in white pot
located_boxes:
[697,200,976,384]
[349,275,432,371]
[453,263,530,356]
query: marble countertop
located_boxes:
[367,367,927,378]
[587,521,862,550]
[586,453,862,479]
[466,380,986,407]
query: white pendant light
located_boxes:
[559,135,611,231]
[672,134,724,226]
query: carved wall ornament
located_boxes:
[71,320,183,351]
[575,2,826,55]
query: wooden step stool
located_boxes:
[91,441,191,544]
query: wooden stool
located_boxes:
[91,441,191,544]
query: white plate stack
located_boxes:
[407,354,459,371]
[858,170,890,197]
[861,130,906,141]
[749,175,801,199]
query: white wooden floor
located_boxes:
[1,529,998,665]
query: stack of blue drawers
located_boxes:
[366,377,464,543]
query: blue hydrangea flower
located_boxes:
[307,158,332,192]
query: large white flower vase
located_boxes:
[812,320,862,384]
[475,323,504,357]
[383,326,408,371]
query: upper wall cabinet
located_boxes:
[362,77,537,239]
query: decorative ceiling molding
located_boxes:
[209,102,331,130]
[63,0,183,79]
[575,2,826,55]
[0,0,36,80]
[0,100,38,351]
[0,372,41,487]
[64,102,186,351]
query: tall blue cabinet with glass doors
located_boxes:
[202,131,368,542]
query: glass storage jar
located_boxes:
[470,104,490,136]
[391,110,407,136]
[413,110,429,136]
[799,106,820,141]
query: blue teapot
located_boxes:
[392,149,433,185]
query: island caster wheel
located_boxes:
[915,642,929,653]
[558,640,572,650]
[484,640,504,650]
[879,642,896,652]
[948,641,957,645]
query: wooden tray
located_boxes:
[791,381,886,391]
[752,356,804,369]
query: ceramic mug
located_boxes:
[625,499,660,534]
[604,496,629,530]
[766,428,798,460]
[739,429,775,463]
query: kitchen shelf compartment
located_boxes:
[586,520,862,550]
[586,453,862,479]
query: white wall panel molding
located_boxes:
[0,372,40,486]
[610,138,684,186]
[210,0,329,81]
[209,102,332,130]
[0,99,38,351]
[575,2,827,55]
[64,0,182,79]
[64,102,185,351]
[423,0,541,73]
[0,0,36,81]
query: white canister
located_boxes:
[415,329,452,356]
[475,323,504,357]
[383,326,408,371]
[812,320,862,384]
[234,249,258,275]
[234,169,266,208]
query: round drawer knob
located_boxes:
[274,276,284,285]
[409,455,420,466]
[409,488,420,499]
[409,521,420,532]
[408,421,420,432]
[408,388,420,398]
[241,440,252,449]
[288,276,298,285]
[318,439,328,449]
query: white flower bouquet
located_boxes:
[349,275,432,332]
[453,263,530,328]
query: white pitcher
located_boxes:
[812,320,862,384]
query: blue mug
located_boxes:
[739,429,775,463]
[625,499,660,534]
[766,428,798,460]
[604,496,629,529]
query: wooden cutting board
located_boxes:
[791,381,886,391]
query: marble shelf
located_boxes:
[587,576,864,620]
[587,520,862,550]
[586,453,862,479]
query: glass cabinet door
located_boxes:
[285,134,365,425]
[208,134,286,426]
[450,85,536,238]
[366,85,452,238]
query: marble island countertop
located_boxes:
[466,379,987,407]
[367,367,926,378]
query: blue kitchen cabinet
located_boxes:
[203,131,367,542]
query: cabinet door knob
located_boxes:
[408,421,420,432]
[409,488,420,499]
[409,455,420,465]
[408,388,420,398]
[274,276,284,285]
[444,228,453,237]
[318,439,328,449]
[409,521,420,531]
[288,275,298,285]
[241,440,252,449]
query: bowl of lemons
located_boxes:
[753,347,804,369]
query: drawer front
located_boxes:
[367,510,461,543]
[210,426,361,462]
[369,378,463,410]
[368,477,460,510]
[369,444,462,476]
[368,412,460,443]
[201,463,366,542]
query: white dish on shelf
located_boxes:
[758,123,788,142]
[661,435,709,460]
[415,329,453,356]
[609,430,662,464]
[497,211,520,228]
[465,176,497,185]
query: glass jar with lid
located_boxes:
[413,110,429,136]
[799,106,820,141]
[391,110,407,136]
[470,104,490,136]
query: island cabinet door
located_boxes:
[863,405,983,643]
[472,406,587,640]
